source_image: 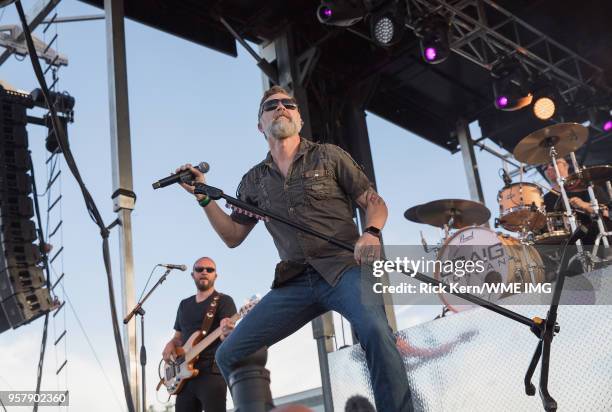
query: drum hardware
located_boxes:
[497,182,546,232]
[564,165,612,192]
[403,205,422,224]
[511,123,587,239]
[564,156,611,252]
[512,123,588,166]
[409,199,491,229]
[534,212,572,245]
[419,230,438,254]
[434,226,545,312]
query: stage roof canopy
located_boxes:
[81,0,612,165]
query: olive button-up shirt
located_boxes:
[230,138,372,286]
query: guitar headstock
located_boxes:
[238,294,260,319]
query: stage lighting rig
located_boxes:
[590,107,612,132]
[416,16,450,64]
[368,0,405,47]
[317,0,367,27]
[492,57,533,111]
[531,84,560,121]
[30,88,75,116]
[26,89,75,153]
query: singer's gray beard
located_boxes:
[266,115,301,140]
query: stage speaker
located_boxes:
[1,288,53,328]
[0,90,51,333]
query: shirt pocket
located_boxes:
[302,169,335,201]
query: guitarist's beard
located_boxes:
[195,277,214,292]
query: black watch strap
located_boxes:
[364,226,382,238]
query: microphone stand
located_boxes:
[124,267,173,412]
[194,182,570,412]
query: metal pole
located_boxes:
[273,28,333,411]
[339,101,398,332]
[457,119,486,204]
[140,314,146,412]
[104,0,139,409]
[312,316,335,412]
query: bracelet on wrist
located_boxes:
[198,196,212,208]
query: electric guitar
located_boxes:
[157,296,259,395]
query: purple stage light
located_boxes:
[322,7,332,18]
[424,47,437,61]
[496,96,509,108]
[604,120,612,132]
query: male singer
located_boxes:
[175,86,412,411]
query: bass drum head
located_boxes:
[435,226,544,313]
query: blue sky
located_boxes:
[0,1,546,410]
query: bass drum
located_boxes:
[435,226,545,312]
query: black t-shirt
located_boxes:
[543,186,611,245]
[173,293,237,367]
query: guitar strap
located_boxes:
[198,292,223,374]
[200,292,221,336]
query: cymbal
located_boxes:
[565,165,612,191]
[513,123,588,165]
[403,205,423,223]
[416,199,491,229]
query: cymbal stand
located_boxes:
[550,148,588,271]
[443,211,455,240]
[552,149,579,234]
[518,227,538,284]
[568,153,611,257]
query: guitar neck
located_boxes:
[185,311,241,363]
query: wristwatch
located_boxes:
[364,226,382,239]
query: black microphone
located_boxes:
[502,169,512,186]
[152,162,210,189]
[159,263,188,271]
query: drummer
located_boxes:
[543,158,610,244]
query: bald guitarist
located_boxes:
[162,257,237,412]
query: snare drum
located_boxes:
[497,182,547,232]
[436,226,545,312]
[534,212,572,244]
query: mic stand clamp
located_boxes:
[124,268,173,412]
[193,183,223,200]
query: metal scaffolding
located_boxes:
[405,0,609,100]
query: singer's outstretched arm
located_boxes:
[176,164,256,248]
[201,200,256,247]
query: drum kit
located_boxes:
[405,123,612,312]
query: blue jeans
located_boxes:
[216,266,412,412]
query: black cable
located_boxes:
[14,2,136,411]
[137,265,161,302]
[32,314,49,412]
[0,395,7,412]
[61,285,127,411]
[29,144,53,412]
[36,153,59,197]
